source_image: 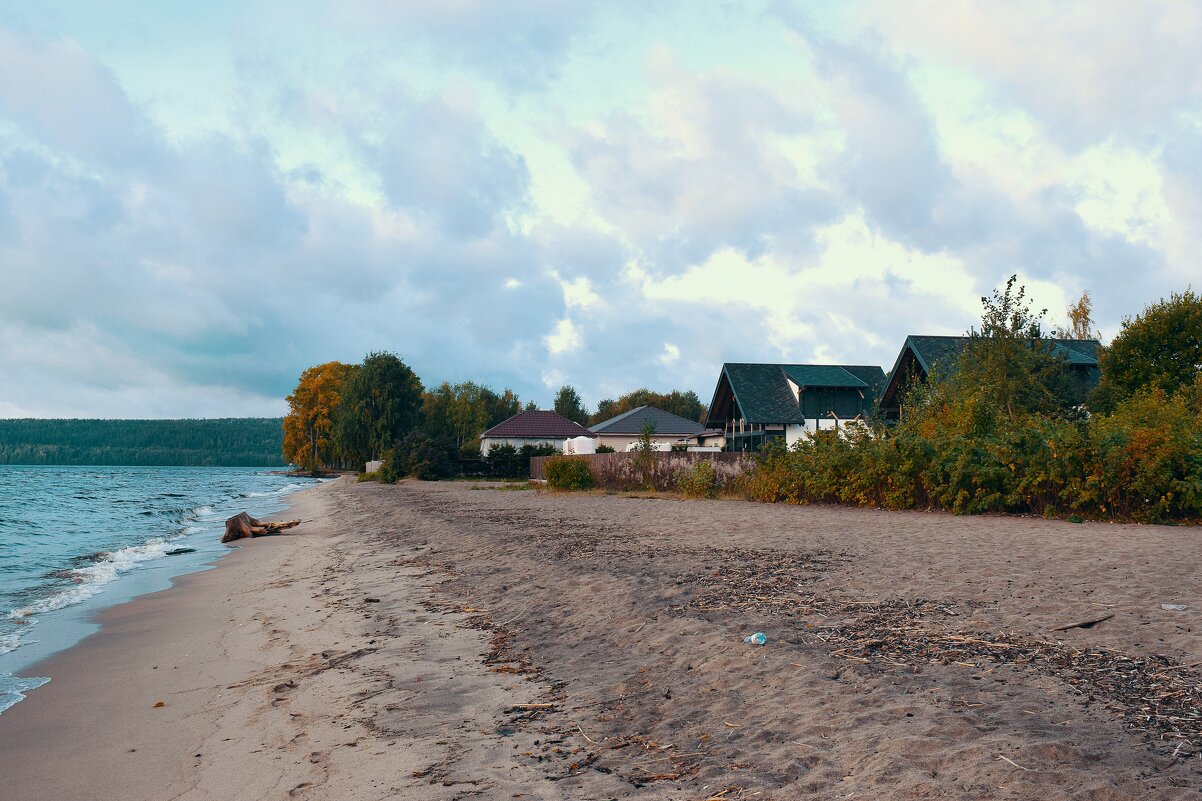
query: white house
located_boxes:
[479,410,596,455]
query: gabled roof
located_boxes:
[879,335,1102,410]
[481,410,596,439]
[781,365,868,389]
[707,363,888,425]
[590,405,705,436]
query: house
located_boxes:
[704,363,888,451]
[674,428,727,450]
[877,335,1101,419]
[589,405,705,451]
[479,410,596,455]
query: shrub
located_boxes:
[381,432,457,482]
[676,460,718,499]
[356,471,380,482]
[544,455,595,490]
[595,444,616,453]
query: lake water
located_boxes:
[0,465,324,713]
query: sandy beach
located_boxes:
[0,478,1199,800]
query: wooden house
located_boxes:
[704,363,887,452]
[877,335,1101,419]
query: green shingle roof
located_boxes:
[712,363,887,425]
[880,335,1102,411]
[781,365,868,389]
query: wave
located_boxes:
[0,633,20,656]
[0,674,49,715]
[242,482,308,499]
[8,539,177,621]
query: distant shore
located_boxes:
[1,479,1198,799]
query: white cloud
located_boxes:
[544,318,582,355]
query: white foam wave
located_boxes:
[7,539,173,621]
[246,482,307,499]
[0,633,20,655]
[190,505,214,518]
[0,674,49,714]
[183,525,206,535]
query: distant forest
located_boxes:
[0,418,286,466]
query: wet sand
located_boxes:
[0,478,1199,799]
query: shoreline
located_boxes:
[0,482,343,799]
[1,478,1199,799]
[0,468,322,710]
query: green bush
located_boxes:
[676,460,718,499]
[544,455,595,490]
[380,432,457,482]
[356,471,380,482]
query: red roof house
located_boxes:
[479,411,595,455]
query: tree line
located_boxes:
[282,353,706,477]
[0,418,286,466]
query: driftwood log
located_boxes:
[222,512,301,544]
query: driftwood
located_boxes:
[222,512,300,544]
[1051,613,1115,632]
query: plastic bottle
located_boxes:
[743,632,767,645]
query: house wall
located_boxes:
[595,434,689,451]
[480,437,566,455]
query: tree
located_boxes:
[961,275,1072,420]
[1054,290,1101,340]
[283,361,353,470]
[589,388,706,425]
[1093,289,1202,411]
[424,382,521,448]
[553,385,590,425]
[334,352,424,464]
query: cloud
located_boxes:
[568,48,840,273]
[865,0,1202,148]
[333,0,595,91]
[0,5,1195,419]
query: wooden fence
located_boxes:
[529,451,750,482]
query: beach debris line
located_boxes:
[221,512,301,543]
[164,547,196,556]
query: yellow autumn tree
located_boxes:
[283,361,353,470]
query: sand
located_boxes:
[0,478,1199,800]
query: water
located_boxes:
[0,465,324,713]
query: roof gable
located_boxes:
[709,363,887,425]
[590,405,704,436]
[481,410,596,439]
[879,335,1102,410]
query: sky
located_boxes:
[1,1,1198,418]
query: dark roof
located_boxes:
[879,335,1102,410]
[481,411,596,439]
[781,365,868,389]
[707,363,888,425]
[590,406,705,436]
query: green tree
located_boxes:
[553,385,590,425]
[963,275,1070,420]
[1092,289,1202,412]
[334,352,424,464]
[423,382,521,448]
[589,388,706,425]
